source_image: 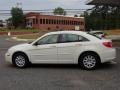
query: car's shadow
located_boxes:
[30,64,80,70]
[97,62,117,70]
[7,62,117,70]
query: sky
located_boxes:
[0,0,93,20]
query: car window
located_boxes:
[60,34,89,43]
[37,34,59,45]
[87,32,102,39]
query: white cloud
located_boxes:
[50,0,82,3]
[0,0,92,20]
[50,0,85,6]
[48,0,92,10]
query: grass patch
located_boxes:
[0,29,40,33]
[17,29,120,39]
[16,30,50,39]
[16,29,56,39]
[5,29,119,39]
[104,30,120,35]
[17,34,40,39]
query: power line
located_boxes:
[0,9,87,18]
[0,9,86,15]
[0,9,88,12]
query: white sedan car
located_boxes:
[5,31,116,70]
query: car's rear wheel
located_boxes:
[12,53,30,68]
[79,52,100,70]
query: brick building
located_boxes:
[25,12,85,31]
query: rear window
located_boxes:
[87,32,102,39]
[94,32,103,34]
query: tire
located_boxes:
[12,53,30,68]
[79,52,100,70]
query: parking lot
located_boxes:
[0,36,120,90]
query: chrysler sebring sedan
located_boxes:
[5,31,116,70]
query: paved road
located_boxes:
[0,36,120,90]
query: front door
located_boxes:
[29,34,59,64]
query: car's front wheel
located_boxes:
[79,52,100,70]
[12,53,30,68]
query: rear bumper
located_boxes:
[100,48,116,63]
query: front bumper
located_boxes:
[5,52,12,64]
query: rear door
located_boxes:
[57,34,82,64]
[29,34,59,63]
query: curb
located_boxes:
[11,37,35,42]
[106,35,120,40]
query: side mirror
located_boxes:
[28,41,32,44]
[33,42,38,46]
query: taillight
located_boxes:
[102,42,112,48]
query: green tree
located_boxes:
[6,18,13,29]
[11,7,25,28]
[74,14,78,17]
[84,5,120,30]
[53,7,66,15]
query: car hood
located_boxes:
[9,43,31,51]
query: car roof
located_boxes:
[45,30,87,35]
[43,30,101,41]
[32,30,101,44]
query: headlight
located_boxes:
[6,48,12,56]
[6,50,11,56]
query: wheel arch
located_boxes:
[78,51,101,64]
[12,51,30,63]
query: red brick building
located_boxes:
[26,12,85,31]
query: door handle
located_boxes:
[50,46,57,48]
[75,44,82,46]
